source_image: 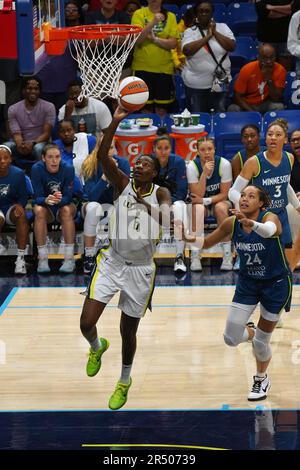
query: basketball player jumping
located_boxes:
[80,105,172,410]
[178,185,292,401]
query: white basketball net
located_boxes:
[69,27,141,100]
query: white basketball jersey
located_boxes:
[110,180,161,263]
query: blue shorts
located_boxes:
[233,274,292,314]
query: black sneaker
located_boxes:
[84,255,95,274]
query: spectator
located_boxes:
[287,10,300,78]
[131,0,179,115]
[37,1,81,112]
[58,79,112,136]
[181,1,235,113]
[171,6,196,71]
[31,144,77,274]
[124,0,141,18]
[228,44,286,113]
[54,119,96,176]
[255,0,300,71]
[186,136,233,271]
[0,145,29,274]
[80,136,130,273]
[153,135,188,273]
[84,0,130,24]
[5,77,56,166]
[87,0,126,11]
[231,125,262,181]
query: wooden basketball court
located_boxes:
[1,285,300,411]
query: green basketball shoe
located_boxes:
[86,337,109,377]
[108,378,132,410]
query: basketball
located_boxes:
[118,76,149,112]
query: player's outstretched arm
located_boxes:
[96,106,130,193]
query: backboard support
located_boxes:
[15,0,64,75]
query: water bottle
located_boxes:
[78,117,86,133]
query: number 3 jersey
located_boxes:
[251,150,293,213]
[110,180,161,264]
[232,211,290,280]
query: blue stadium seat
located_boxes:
[180,3,227,22]
[262,110,300,137]
[180,4,195,17]
[229,36,257,76]
[163,4,181,22]
[227,3,257,37]
[174,74,186,112]
[213,111,262,159]
[212,3,227,22]
[283,72,300,110]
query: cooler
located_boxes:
[115,125,158,166]
[170,125,207,162]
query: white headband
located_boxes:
[0,145,12,155]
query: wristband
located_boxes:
[203,197,212,206]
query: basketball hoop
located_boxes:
[43,23,142,100]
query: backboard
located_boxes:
[15,0,64,75]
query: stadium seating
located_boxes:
[227,3,257,37]
[283,72,300,110]
[262,110,300,137]
[213,111,262,159]
[174,74,186,112]
[229,36,257,77]
[163,4,181,22]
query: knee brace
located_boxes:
[252,327,272,362]
[84,202,102,236]
[223,302,256,347]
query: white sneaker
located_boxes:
[220,256,233,271]
[37,258,50,273]
[0,243,6,255]
[59,258,75,273]
[174,255,187,273]
[248,375,271,401]
[190,257,202,271]
[233,255,240,271]
[15,257,27,274]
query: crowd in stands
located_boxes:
[0,0,300,276]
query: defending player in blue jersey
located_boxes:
[178,185,292,401]
[229,119,300,261]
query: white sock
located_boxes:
[64,244,74,260]
[37,245,48,259]
[175,240,185,257]
[222,242,232,258]
[85,246,95,257]
[256,372,266,379]
[120,364,132,384]
[17,249,25,259]
[242,329,249,342]
[191,249,200,259]
[90,337,101,352]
